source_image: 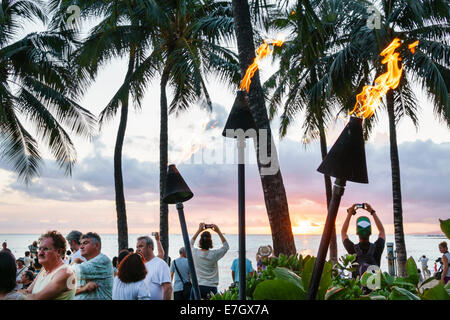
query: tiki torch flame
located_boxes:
[350,38,418,119]
[408,40,419,54]
[239,35,285,92]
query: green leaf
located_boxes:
[406,257,419,286]
[369,295,387,300]
[422,283,450,300]
[317,261,333,300]
[325,287,347,300]
[390,287,421,300]
[273,267,305,294]
[439,219,450,239]
[419,276,438,288]
[253,279,305,300]
[301,256,316,291]
[392,278,416,289]
[381,272,395,286]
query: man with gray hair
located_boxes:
[136,236,172,300]
[66,230,86,264]
[71,232,114,300]
[170,247,191,300]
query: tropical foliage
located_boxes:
[211,254,450,300]
[0,0,95,183]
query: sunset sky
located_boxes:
[0,20,449,237]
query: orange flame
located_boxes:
[350,38,418,119]
[240,35,285,92]
[408,40,419,54]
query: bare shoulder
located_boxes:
[55,265,74,280]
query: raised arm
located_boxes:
[154,232,165,259]
[364,203,385,240]
[341,204,356,242]
[212,224,227,244]
[191,223,205,245]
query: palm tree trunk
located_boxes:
[319,125,336,264]
[159,64,171,262]
[387,90,407,277]
[115,48,136,253]
[231,0,296,256]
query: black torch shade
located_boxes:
[222,90,256,137]
[317,116,368,184]
[162,164,194,204]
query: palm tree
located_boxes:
[0,0,95,183]
[231,0,297,256]
[264,0,351,263]
[55,0,239,257]
[330,0,449,276]
[49,0,153,252]
[137,0,239,260]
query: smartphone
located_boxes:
[151,232,157,236]
[204,224,214,229]
[355,203,365,209]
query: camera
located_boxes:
[204,224,214,229]
[355,203,366,209]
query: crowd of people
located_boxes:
[1,212,448,300]
[0,223,259,300]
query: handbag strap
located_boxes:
[173,260,187,284]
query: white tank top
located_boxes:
[32,263,76,300]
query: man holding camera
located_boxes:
[341,203,386,277]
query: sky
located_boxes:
[0,9,449,237]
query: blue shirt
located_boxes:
[231,258,254,283]
[73,253,113,300]
[170,257,190,292]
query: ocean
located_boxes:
[2,233,446,292]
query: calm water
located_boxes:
[2,233,446,292]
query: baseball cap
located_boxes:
[356,216,372,239]
[66,230,83,242]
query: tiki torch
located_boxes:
[162,164,201,300]
[306,116,368,300]
[306,37,419,300]
[222,90,256,300]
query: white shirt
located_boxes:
[69,249,87,264]
[24,256,33,268]
[143,257,171,300]
[418,256,429,268]
[190,239,229,287]
[15,266,28,290]
[112,277,151,300]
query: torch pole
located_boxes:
[237,136,246,300]
[306,178,346,300]
[176,202,201,300]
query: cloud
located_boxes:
[2,131,449,232]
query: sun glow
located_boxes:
[291,219,322,235]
